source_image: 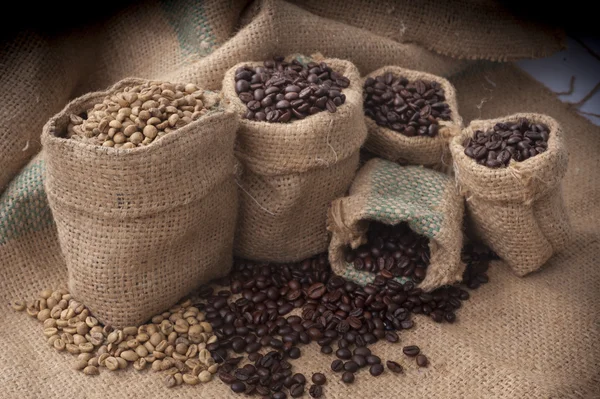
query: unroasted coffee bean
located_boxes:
[386,360,403,373]
[364,73,451,137]
[235,57,348,122]
[342,371,355,384]
[369,363,384,376]
[312,372,326,385]
[416,354,429,367]
[463,118,550,167]
[403,345,420,357]
[345,222,430,283]
[309,384,323,398]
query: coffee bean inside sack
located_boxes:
[344,222,430,284]
[463,118,550,168]
[12,289,219,387]
[363,73,451,137]
[234,56,349,122]
[65,81,209,149]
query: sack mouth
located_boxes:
[450,113,569,203]
[223,57,367,175]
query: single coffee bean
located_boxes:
[416,354,429,367]
[370,363,384,376]
[403,345,420,357]
[321,345,333,354]
[331,359,344,372]
[309,384,323,398]
[231,381,246,393]
[336,348,352,360]
[312,372,326,385]
[386,360,403,373]
[342,371,355,384]
[290,383,304,398]
[344,361,359,373]
[366,355,381,365]
[351,354,367,368]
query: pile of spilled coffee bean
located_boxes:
[65,80,210,148]
[12,289,218,387]
[363,72,451,137]
[463,118,550,168]
[344,222,430,283]
[234,56,349,122]
[192,244,492,398]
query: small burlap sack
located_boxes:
[362,66,462,170]
[328,158,465,291]
[450,113,571,276]
[41,78,239,328]
[223,58,366,262]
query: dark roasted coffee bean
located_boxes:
[309,384,323,398]
[351,354,367,368]
[416,354,429,367]
[344,361,359,372]
[370,363,384,376]
[219,371,237,384]
[353,347,371,357]
[336,348,352,360]
[366,355,381,365]
[290,384,304,398]
[403,345,420,357]
[385,331,399,343]
[331,359,344,372]
[312,373,326,385]
[321,345,333,354]
[272,392,287,399]
[307,283,326,299]
[386,360,403,373]
[341,371,355,384]
[231,381,246,393]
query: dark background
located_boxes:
[0,0,598,44]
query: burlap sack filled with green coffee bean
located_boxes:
[42,78,239,328]
[223,57,367,262]
[328,158,465,291]
[450,113,571,276]
[362,66,462,170]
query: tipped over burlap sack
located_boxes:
[450,113,571,276]
[223,58,366,262]
[362,66,462,170]
[41,78,239,328]
[328,158,465,291]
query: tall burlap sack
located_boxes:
[223,58,366,262]
[450,113,571,276]
[362,66,462,170]
[41,78,239,328]
[328,158,465,291]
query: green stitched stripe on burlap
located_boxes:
[343,160,448,286]
[159,0,218,57]
[0,158,52,245]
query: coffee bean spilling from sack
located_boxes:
[12,289,219,387]
[363,72,451,137]
[344,222,430,284]
[463,118,550,168]
[66,81,208,148]
[234,56,349,122]
[192,249,491,397]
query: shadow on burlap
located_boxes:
[0,0,598,398]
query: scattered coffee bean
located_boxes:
[403,345,420,357]
[342,371,355,384]
[235,56,349,122]
[369,363,384,376]
[331,359,344,372]
[344,361,359,372]
[312,372,326,385]
[416,354,429,368]
[463,118,550,167]
[386,361,403,373]
[309,384,323,398]
[321,345,333,354]
[364,72,451,137]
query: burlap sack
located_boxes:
[362,66,463,170]
[223,58,366,262]
[328,158,465,291]
[41,78,239,328]
[289,0,565,61]
[450,113,571,276]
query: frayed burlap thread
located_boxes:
[362,66,463,171]
[41,78,239,328]
[450,113,571,276]
[328,158,465,291]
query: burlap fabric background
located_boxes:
[224,58,366,261]
[1,0,598,397]
[328,159,465,291]
[450,113,571,276]
[42,78,239,328]
[363,66,463,170]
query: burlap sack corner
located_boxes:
[450,113,571,276]
[362,66,463,171]
[42,77,239,328]
[223,57,367,262]
[328,158,465,292]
